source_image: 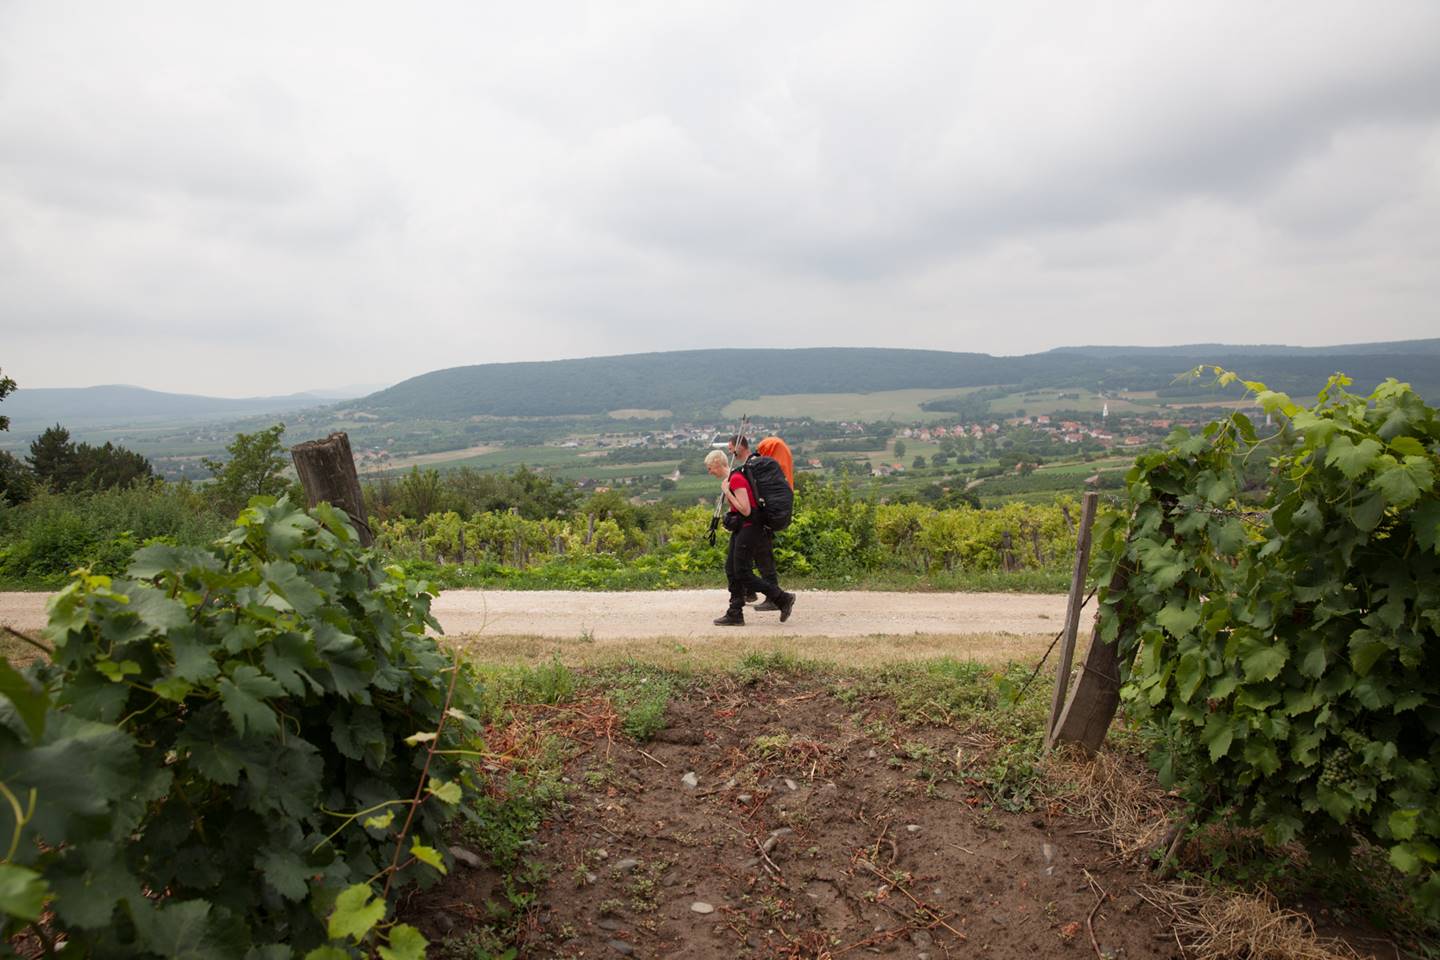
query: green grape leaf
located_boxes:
[1413,500,1440,553]
[132,898,223,960]
[1349,631,1391,677]
[1156,602,1201,638]
[1296,635,1327,679]
[363,810,395,831]
[95,659,141,682]
[217,666,284,736]
[257,847,311,902]
[379,923,429,960]
[169,627,221,683]
[153,676,194,702]
[428,778,462,805]
[1324,436,1382,479]
[0,864,50,921]
[1369,455,1433,509]
[328,884,385,943]
[0,659,48,742]
[410,837,447,875]
[1390,808,1420,841]
[123,587,191,632]
[1202,712,1235,762]
[1239,640,1288,683]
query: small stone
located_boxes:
[691,901,715,914]
[597,918,624,931]
[585,872,598,884]
[769,827,793,838]
[613,858,641,872]
[447,845,483,869]
[606,939,635,955]
[682,771,699,789]
[784,778,798,791]
[866,748,877,759]
[737,793,752,803]
[918,955,930,960]
[910,929,934,949]
[724,778,737,789]
[905,824,921,833]
[1042,842,1056,876]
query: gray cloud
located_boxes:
[2,0,1438,396]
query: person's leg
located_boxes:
[754,529,782,610]
[734,526,795,621]
[717,530,746,624]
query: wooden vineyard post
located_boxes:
[290,432,373,547]
[1049,564,1131,753]
[1046,492,1099,749]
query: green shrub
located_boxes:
[1,496,484,956]
[0,484,227,585]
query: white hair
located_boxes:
[704,449,728,469]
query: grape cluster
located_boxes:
[1319,747,1352,787]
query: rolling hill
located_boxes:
[353,342,1440,419]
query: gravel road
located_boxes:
[0,589,1069,640]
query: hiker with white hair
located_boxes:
[704,448,795,627]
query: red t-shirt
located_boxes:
[728,470,755,526]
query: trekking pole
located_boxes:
[707,414,748,546]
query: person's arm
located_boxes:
[723,476,752,515]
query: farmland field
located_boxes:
[722,386,991,422]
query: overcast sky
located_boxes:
[3,2,1438,397]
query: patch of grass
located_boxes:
[735,649,823,684]
[469,658,581,723]
[593,661,691,741]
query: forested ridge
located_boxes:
[359,343,1440,419]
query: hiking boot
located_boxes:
[776,592,796,623]
[745,593,758,604]
[754,598,780,612]
[713,611,745,627]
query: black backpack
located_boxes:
[738,455,793,531]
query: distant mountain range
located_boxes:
[0,383,382,433]
[355,341,1440,419]
[5,342,1438,432]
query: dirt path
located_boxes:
[1,589,1074,666]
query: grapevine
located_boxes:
[1092,370,1440,918]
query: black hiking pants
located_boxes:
[726,524,784,615]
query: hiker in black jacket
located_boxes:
[705,448,795,627]
[728,435,783,610]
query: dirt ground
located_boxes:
[403,673,1411,960]
[409,673,1172,959]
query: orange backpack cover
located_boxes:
[755,436,794,489]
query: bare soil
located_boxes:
[408,674,1180,960]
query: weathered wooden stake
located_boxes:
[290,432,373,546]
[1046,492,1099,749]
